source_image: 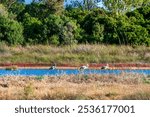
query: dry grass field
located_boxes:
[0,74,150,100]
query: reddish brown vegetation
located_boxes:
[0,63,150,69]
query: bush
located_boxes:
[59,16,80,45]
[115,16,150,46]
[82,9,106,43]
[120,24,150,46]
[22,13,44,44]
[103,15,150,46]
[65,8,89,26]
[137,5,150,20]
[44,14,81,45]
[49,35,60,45]
[102,16,118,44]
[0,15,24,45]
[18,3,51,21]
[8,2,25,19]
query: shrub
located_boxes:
[35,76,44,80]
[18,3,52,21]
[82,9,107,43]
[117,23,150,46]
[59,16,80,45]
[49,35,60,45]
[0,15,24,45]
[65,8,89,25]
[23,83,34,99]
[22,13,44,44]
[44,14,81,45]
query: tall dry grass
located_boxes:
[0,74,150,100]
[0,44,149,64]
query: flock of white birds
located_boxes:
[49,63,110,70]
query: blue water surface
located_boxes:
[0,69,149,76]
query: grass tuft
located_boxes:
[123,91,150,100]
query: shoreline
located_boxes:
[0,63,150,69]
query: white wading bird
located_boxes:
[80,64,89,70]
[101,64,109,69]
[49,63,56,70]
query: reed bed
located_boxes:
[0,44,149,64]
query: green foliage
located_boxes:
[8,2,25,18]
[35,76,44,80]
[18,3,51,21]
[137,5,150,19]
[44,14,81,45]
[0,15,24,45]
[0,1,149,46]
[102,0,148,15]
[119,24,149,46]
[23,83,34,99]
[50,35,60,45]
[92,23,104,42]
[0,4,8,17]
[142,78,150,84]
[125,5,150,46]
[102,15,150,46]
[81,9,106,43]
[65,8,89,26]
[22,13,44,44]
[126,10,145,25]
[43,0,64,14]
[59,16,79,45]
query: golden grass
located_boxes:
[0,74,150,100]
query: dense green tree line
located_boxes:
[0,0,149,46]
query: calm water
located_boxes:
[0,69,150,76]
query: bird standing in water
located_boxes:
[49,63,56,70]
[101,64,109,69]
[80,64,89,70]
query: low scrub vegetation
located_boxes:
[0,74,149,100]
[123,92,150,100]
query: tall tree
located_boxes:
[66,0,101,10]
[41,0,64,14]
[142,0,150,6]
[0,0,24,9]
[0,4,8,17]
[102,0,150,15]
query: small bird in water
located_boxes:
[101,64,109,69]
[49,63,56,70]
[80,64,89,70]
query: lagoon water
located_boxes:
[0,69,150,76]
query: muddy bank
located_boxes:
[0,63,150,69]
